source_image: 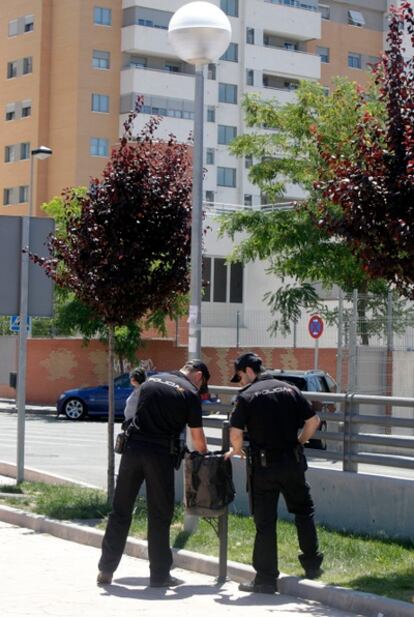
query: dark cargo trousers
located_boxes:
[98,439,175,583]
[251,460,323,584]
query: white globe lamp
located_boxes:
[168,1,232,66]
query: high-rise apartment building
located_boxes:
[0,0,398,217]
[0,0,121,216]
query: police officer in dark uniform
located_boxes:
[227,352,323,594]
[97,360,209,587]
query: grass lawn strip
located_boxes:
[1,481,413,604]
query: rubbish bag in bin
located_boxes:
[184,450,235,517]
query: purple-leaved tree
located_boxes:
[316,3,414,299]
[34,107,193,499]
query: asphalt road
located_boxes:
[0,408,413,487]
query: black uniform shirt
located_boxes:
[230,372,315,451]
[135,371,203,437]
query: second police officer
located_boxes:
[227,352,324,594]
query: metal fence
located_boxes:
[204,386,414,475]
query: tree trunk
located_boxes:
[107,326,115,503]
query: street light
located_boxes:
[16,145,53,482]
[169,2,231,360]
[29,146,53,217]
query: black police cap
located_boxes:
[185,359,211,382]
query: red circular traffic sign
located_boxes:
[308,315,324,339]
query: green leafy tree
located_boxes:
[220,76,414,342]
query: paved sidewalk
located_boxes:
[0,522,364,617]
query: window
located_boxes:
[245,154,253,169]
[7,61,17,79]
[221,43,238,62]
[3,188,13,205]
[205,190,214,203]
[91,93,109,112]
[219,83,237,104]
[90,137,109,157]
[244,194,253,207]
[206,148,215,165]
[246,69,254,86]
[94,6,112,25]
[22,102,32,117]
[202,256,243,303]
[24,15,34,32]
[284,41,298,51]
[207,106,215,122]
[8,20,18,36]
[246,27,255,44]
[348,10,365,27]
[23,57,33,74]
[93,50,110,69]
[20,143,30,160]
[220,0,238,17]
[19,186,29,203]
[5,106,16,121]
[230,262,243,303]
[348,52,362,69]
[318,4,330,20]
[218,124,237,145]
[5,146,16,163]
[217,166,236,187]
[322,87,330,96]
[317,46,330,63]
[165,62,181,73]
[207,64,216,80]
[130,56,147,68]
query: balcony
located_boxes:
[121,66,195,100]
[247,1,321,41]
[122,24,174,57]
[246,45,320,81]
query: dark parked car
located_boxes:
[269,369,337,450]
[57,372,220,421]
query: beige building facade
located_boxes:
[0,0,121,216]
[0,0,399,218]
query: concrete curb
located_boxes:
[0,468,412,617]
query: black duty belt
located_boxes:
[250,448,295,467]
[129,433,175,448]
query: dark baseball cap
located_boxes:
[230,352,263,383]
[184,359,211,382]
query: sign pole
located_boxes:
[314,338,319,370]
[16,216,30,483]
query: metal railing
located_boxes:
[203,387,414,474]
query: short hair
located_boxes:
[129,367,146,384]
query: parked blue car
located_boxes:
[56,372,220,420]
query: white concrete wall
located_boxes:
[392,351,414,435]
[176,460,414,540]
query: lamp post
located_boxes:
[16,145,53,482]
[29,146,53,217]
[169,2,231,361]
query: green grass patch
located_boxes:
[98,497,414,604]
[2,483,413,604]
[0,484,23,494]
[2,481,111,520]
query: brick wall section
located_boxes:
[0,338,339,405]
